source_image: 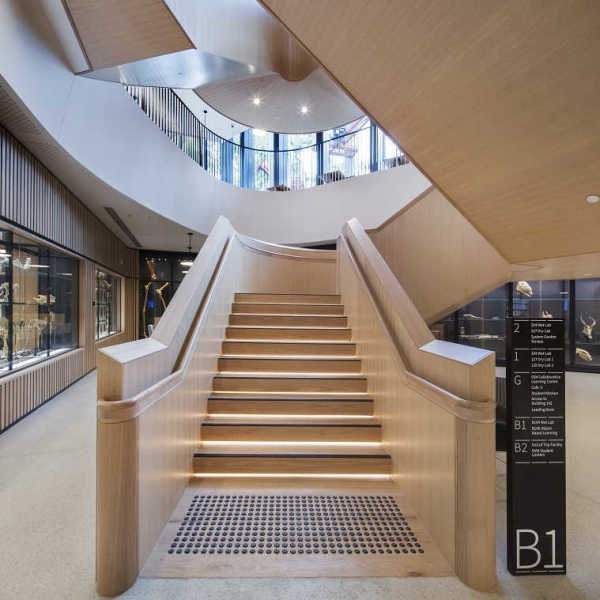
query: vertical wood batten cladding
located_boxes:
[0,125,138,433]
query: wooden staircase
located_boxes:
[194,293,391,478]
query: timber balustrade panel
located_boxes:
[96,219,337,596]
[337,225,496,592]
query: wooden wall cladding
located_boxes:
[0,124,138,433]
[0,125,137,278]
[368,187,511,324]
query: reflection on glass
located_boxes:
[512,280,570,365]
[96,269,121,340]
[140,251,194,338]
[575,279,600,367]
[0,229,78,376]
[458,284,509,361]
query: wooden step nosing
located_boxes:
[218,355,360,361]
[194,453,391,459]
[213,374,367,379]
[201,422,380,428]
[208,397,374,402]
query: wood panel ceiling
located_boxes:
[261,0,600,263]
[63,0,193,71]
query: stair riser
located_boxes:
[222,341,356,356]
[201,425,381,442]
[207,399,373,416]
[193,456,391,475]
[232,303,344,315]
[234,294,341,304]
[230,315,347,327]
[213,377,368,393]
[225,327,352,341]
[217,358,361,373]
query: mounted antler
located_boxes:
[580,314,597,340]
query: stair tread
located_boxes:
[214,372,366,379]
[203,417,380,426]
[195,446,389,456]
[219,354,360,360]
[209,392,372,398]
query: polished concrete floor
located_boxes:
[0,371,598,599]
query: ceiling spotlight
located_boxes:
[252,97,261,106]
[586,194,599,204]
[300,105,308,114]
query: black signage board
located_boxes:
[506,318,566,575]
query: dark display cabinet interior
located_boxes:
[435,278,599,373]
[139,250,196,338]
[575,279,600,368]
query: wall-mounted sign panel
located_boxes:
[506,318,566,575]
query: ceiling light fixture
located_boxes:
[586,195,599,204]
[252,96,261,106]
[300,105,308,114]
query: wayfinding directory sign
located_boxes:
[506,318,566,575]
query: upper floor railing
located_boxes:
[124,85,408,192]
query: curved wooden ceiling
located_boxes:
[260,0,600,263]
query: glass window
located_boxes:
[140,251,195,338]
[377,128,407,169]
[458,284,509,361]
[279,133,317,190]
[513,280,570,365]
[242,129,275,191]
[95,269,121,340]
[575,279,599,368]
[322,117,370,181]
[0,228,78,376]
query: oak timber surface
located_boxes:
[261,0,600,263]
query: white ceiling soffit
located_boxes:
[195,68,363,134]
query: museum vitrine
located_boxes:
[139,250,195,338]
[95,269,122,340]
[0,229,78,376]
[574,278,600,368]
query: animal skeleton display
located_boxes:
[155,282,169,311]
[460,333,504,340]
[541,310,553,319]
[462,313,482,320]
[31,294,56,305]
[516,281,534,297]
[576,347,593,362]
[580,314,596,340]
[146,259,158,281]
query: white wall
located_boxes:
[0,0,430,246]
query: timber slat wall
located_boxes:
[0,124,138,433]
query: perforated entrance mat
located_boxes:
[142,488,452,578]
[169,495,423,557]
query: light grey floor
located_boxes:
[0,371,598,599]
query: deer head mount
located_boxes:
[580,314,596,340]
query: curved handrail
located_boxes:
[338,232,495,423]
[237,234,336,261]
[124,85,408,191]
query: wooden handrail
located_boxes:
[97,216,234,402]
[237,234,336,261]
[338,233,494,423]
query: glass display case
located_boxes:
[457,284,509,361]
[0,229,78,376]
[95,269,122,340]
[139,250,195,338]
[574,278,600,368]
[512,279,571,366]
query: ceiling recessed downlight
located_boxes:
[586,195,599,204]
[252,96,261,106]
[300,105,309,114]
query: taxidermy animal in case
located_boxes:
[516,281,534,297]
[576,348,593,362]
[580,314,596,340]
[541,310,553,319]
[463,313,481,320]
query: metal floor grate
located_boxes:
[169,494,423,556]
